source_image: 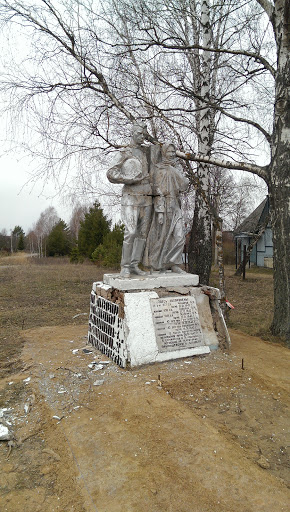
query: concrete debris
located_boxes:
[0,424,12,441]
[88,362,104,370]
[24,403,31,414]
[93,379,104,386]
[72,349,79,354]
[23,377,31,383]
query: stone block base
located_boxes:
[88,274,230,368]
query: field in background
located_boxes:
[0,253,278,376]
[0,254,104,376]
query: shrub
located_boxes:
[70,246,84,264]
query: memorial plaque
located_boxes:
[150,296,204,353]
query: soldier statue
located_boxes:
[107,121,152,277]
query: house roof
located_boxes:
[235,197,269,235]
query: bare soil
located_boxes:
[0,255,289,511]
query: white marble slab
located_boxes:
[150,296,204,352]
[124,292,209,367]
[103,272,199,291]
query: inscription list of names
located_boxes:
[150,296,204,353]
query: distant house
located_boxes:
[235,196,273,268]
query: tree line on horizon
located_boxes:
[0,203,124,268]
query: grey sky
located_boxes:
[0,153,70,234]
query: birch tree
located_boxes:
[110,0,289,340]
[0,0,289,341]
[33,206,59,257]
[188,0,213,284]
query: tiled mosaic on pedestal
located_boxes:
[88,290,127,367]
[87,273,230,368]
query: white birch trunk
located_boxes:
[189,0,212,284]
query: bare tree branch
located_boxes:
[119,40,276,78]
[176,150,269,182]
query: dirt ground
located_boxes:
[0,256,289,511]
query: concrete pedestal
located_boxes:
[88,273,230,368]
[103,271,199,290]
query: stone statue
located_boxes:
[107,121,152,277]
[144,143,189,273]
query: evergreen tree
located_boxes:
[12,226,25,252]
[47,220,72,256]
[92,223,124,267]
[78,202,111,258]
[17,232,25,251]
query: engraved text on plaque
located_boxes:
[150,296,204,353]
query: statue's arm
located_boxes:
[107,152,128,184]
[107,167,143,185]
[107,150,145,185]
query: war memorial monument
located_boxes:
[88,121,230,367]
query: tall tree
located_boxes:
[17,231,25,251]
[46,219,72,256]
[69,204,88,241]
[78,202,111,258]
[33,206,60,257]
[189,0,212,284]
[0,0,289,340]
[11,225,25,252]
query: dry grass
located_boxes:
[0,253,282,377]
[0,254,108,376]
[210,264,278,343]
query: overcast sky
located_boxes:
[0,153,71,234]
[0,7,267,236]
